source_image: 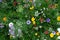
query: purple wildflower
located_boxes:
[0,0,2,2]
[52,31,56,35]
[9,29,15,36]
[26,20,31,25]
[0,23,4,28]
[46,18,50,22]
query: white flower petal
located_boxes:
[57,28,60,33]
[9,22,14,27]
[57,36,60,39]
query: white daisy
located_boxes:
[57,36,60,39]
[57,28,60,33]
[9,22,14,27]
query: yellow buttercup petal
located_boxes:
[56,32,59,36]
[57,16,60,21]
[31,17,35,21]
[33,21,36,24]
[30,6,34,10]
[35,33,38,36]
[3,17,7,21]
[50,33,54,38]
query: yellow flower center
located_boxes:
[3,17,7,21]
[57,16,60,21]
[35,33,38,36]
[30,6,34,10]
[56,32,60,36]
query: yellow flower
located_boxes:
[35,33,38,36]
[57,16,60,21]
[56,32,59,36]
[31,17,35,21]
[50,33,54,38]
[33,21,36,24]
[30,6,34,10]
[3,17,7,21]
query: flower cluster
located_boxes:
[9,22,15,38]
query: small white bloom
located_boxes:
[12,36,16,38]
[44,39,46,40]
[41,11,43,13]
[17,29,22,37]
[9,29,15,36]
[57,36,60,39]
[57,28,60,33]
[9,22,14,27]
[43,13,46,17]
[39,26,42,28]
[35,11,39,17]
[43,7,45,10]
[18,29,22,34]
[34,27,38,30]
[33,27,38,30]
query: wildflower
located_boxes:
[31,17,35,21]
[0,23,4,28]
[57,36,60,39]
[56,32,59,36]
[9,22,14,28]
[0,0,2,2]
[35,33,38,36]
[3,17,7,21]
[30,6,34,10]
[35,11,39,17]
[50,33,54,38]
[57,16,60,21]
[52,31,56,35]
[57,28,60,33]
[32,21,36,24]
[26,20,31,25]
[46,18,50,23]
